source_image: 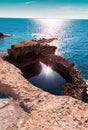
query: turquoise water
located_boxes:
[0,18,88,98]
[0,18,88,80]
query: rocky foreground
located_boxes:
[0,38,88,130]
[0,57,88,130]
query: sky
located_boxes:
[0,0,88,18]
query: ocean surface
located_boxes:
[0,18,88,100]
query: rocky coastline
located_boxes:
[7,38,88,100]
[0,38,88,130]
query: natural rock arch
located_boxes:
[5,38,88,100]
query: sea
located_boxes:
[0,18,88,101]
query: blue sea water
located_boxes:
[0,18,88,99]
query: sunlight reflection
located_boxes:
[32,19,67,39]
[40,62,53,77]
[32,19,69,56]
[45,66,52,76]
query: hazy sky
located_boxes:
[0,0,88,18]
[0,0,88,4]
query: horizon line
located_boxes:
[0,16,88,20]
[0,17,88,20]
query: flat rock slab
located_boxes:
[0,98,27,130]
[21,96,88,130]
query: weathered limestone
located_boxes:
[20,97,88,130]
[8,38,74,81]
[0,38,88,130]
[20,61,42,78]
[0,57,44,108]
[7,39,88,100]
[0,58,88,130]
[40,54,74,81]
[0,97,27,130]
[41,54,87,99]
[8,39,57,67]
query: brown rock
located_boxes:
[40,54,74,81]
[0,58,88,130]
[20,96,88,130]
[8,39,57,67]
[6,38,88,100]
[20,61,42,78]
[37,38,58,44]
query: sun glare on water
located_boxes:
[31,19,69,56]
[38,19,64,27]
[45,66,52,76]
[40,63,53,77]
[32,19,67,39]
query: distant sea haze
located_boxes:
[0,18,88,81]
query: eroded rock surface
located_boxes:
[0,38,88,129]
[8,39,57,67]
[20,97,88,130]
[0,58,88,130]
[7,39,88,100]
[0,97,27,130]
